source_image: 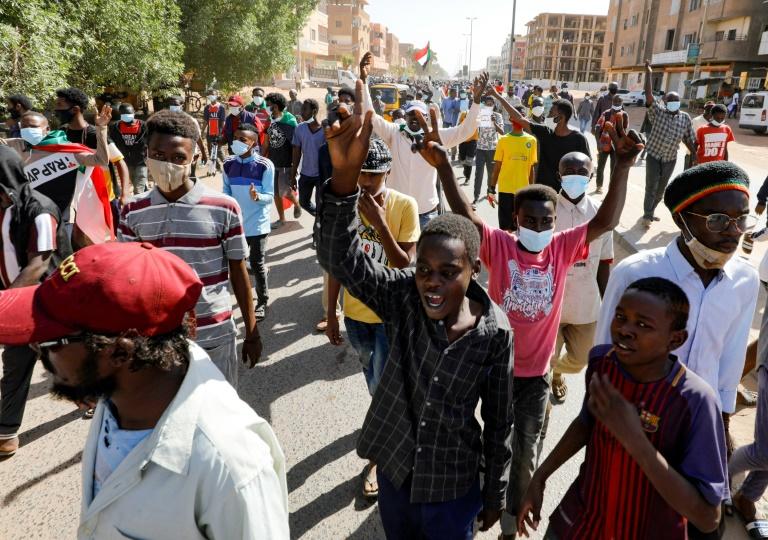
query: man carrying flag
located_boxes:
[0,105,114,246]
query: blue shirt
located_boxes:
[441,98,461,125]
[291,122,326,177]
[222,152,274,237]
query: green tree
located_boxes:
[178,0,317,90]
[0,0,78,105]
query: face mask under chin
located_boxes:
[680,216,734,270]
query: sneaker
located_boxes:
[293,204,302,219]
[271,220,284,230]
[255,304,267,321]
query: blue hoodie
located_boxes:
[222,152,274,237]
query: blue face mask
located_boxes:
[231,139,251,157]
[120,114,135,123]
[560,174,590,199]
[169,105,181,112]
[20,127,45,146]
[666,101,681,112]
[517,226,554,252]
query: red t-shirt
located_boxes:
[696,124,735,163]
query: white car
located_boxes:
[624,90,664,106]
[739,91,768,134]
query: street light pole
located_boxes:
[463,33,470,77]
[508,0,517,84]
[466,17,478,77]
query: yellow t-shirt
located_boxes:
[103,142,124,201]
[343,189,420,324]
[457,111,479,142]
[493,132,538,194]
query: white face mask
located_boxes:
[611,105,622,111]
[168,105,181,112]
[207,95,217,103]
[680,215,734,269]
[560,175,590,199]
[146,158,191,192]
[532,106,545,117]
[230,140,251,157]
[229,106,241,116]
[20,127,45,146]
[710,120,722,127]
[517,226,554,252]
[666,101,681,112]
[393,118,407,126]
[252,96,264,106]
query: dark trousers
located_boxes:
[474,149,495,201]
[0,346,38,437]
[498,192,516,231]
[298,174,322,215]
[596,150,615,189]
[644,155,677,219]
[247,234,268,306]
[459,140,477,183]
[377,471,482,540]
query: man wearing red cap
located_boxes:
[222,95,262,157]
[0,242,289,538]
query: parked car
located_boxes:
[624,89,664,106]
[739,91,768,134]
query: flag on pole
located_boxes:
[413,42,432,69]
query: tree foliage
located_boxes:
[178,0,317,90]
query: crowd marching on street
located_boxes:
[2,43,768,540]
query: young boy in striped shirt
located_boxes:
[518,278,728,539]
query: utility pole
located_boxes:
[508,0,517,84]
[466,17,478,76]
[462,33,470,77]
[691,0,710,88]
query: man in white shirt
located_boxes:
[358,52,484,228]
[0,242,289,539]
[595,161,759,452]
[550,152,613,403]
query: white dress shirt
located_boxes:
[78,342,289,539]
[556,194,614,324]
[362,81,480,214]
[595,240,759,413]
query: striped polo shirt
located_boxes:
[118,180,248,348]
[550,345,729,539]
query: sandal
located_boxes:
[362,463,379,499]
[551,374,567,403]
[738,387,758,407]
[747,521,768,539]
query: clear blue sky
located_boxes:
[366,0,610,75]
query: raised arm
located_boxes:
[73,105,111,168]
[358,51,397,146]
[439,73,488,147]
[586,121,644,244]
[644,61,654,107]
[488,85,530,130]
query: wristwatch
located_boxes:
[487,187,497,195]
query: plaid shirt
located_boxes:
[645,99,696,162]
[316,185,514,510]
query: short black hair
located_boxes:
[304,98,319,113]
[8,94,32,111]
[55,87,89,111]
[22,111,47,124]
[534,85,543,92]
[146,109,200,142]
[119,103,134,114]
[552,98,573,121]
[337,86,355,102]
[418,213,480,262]
[515,184,558,209]
[252,87,264,95]
[265,92,286,111]
[235,122,259,136]
[712,104,727,115]
[625,277,689,331]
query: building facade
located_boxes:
[294,1,329,79]
[525,13,607,83]
[327,0,371,68]
[486,56,504,79]
[500,34,528,83]
[369,22,389,73]
[386,31,402,72]
[603,0,768,96]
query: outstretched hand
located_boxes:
[472,72,490,103]
[411,107,450,170]
[323,79,374,195]
[603,121,644,166]
[95,105,112,128]
[359,52,373,83]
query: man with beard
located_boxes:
[0,147,71,457]
[0,242,289,538]
[5,94,32,138]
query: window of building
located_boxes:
[620,46,625,56]
[623,18,628,30]
[688,0,701,10]
[335,20,341,28]
[683,32,696,46]
[631,14,638,26]
[310,29,316,41]
[715,30,724,41]
[665,29,675,50]
[727,29,737,40]
[319,26,328,42]
[608,42,614,55]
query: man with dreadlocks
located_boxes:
[0,242,289,538]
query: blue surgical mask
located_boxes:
[518,226,554,252]
[169,105,181,112]
[560,175,590,199]
[120,114,135,123]
[20,127,45,146]
[231,140,251,157]
[666,101,681,112]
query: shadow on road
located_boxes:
[288,428,361,493]
[2,450,82,506]
[18,409,83,447]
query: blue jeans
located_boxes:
[578,117,591,134]
[298,173,322,216]
[474,148,495,201]
[344,318,388,396]
[377,471,482,540]
[500,375,551,535]
[419,209,438,230]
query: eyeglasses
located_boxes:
[30,335,86,356]
[685,212,758,233]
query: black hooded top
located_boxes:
[0,145,72,287]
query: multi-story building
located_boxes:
[500,34,528,83]
[603,0,768,96]
[327,0,371,68]
[525,13,607,83]
[369,22,389,73]
[294,0,329,79]
[486,56,504,79]
[386,31,401,72]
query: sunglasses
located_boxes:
[30,334,86,356]
[685,212,758,234]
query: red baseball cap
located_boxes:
[227,95,244,106]
[0,242,203,346]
